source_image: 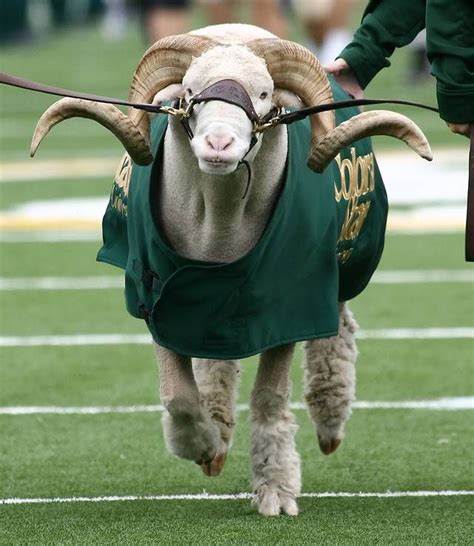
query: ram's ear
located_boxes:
[272,88,302,109]
[152,83,185,104]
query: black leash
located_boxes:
[0,71,439,126]
[266,97,439,126]
[0,71,170,114]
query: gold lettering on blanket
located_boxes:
[334,148,375,264]
[110,153,131,216]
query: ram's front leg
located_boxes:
[303,302,358,455]
[154,343,220,464]
[251,344,301,517]
[192,358,241,476]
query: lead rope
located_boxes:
[237,132,261,199]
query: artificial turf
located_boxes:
[1,13,473,546]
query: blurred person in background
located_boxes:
[102,0,128,40]
[408,30,431,83]
[325,0,473,138]
[197,0,287,38]
[137,0,189,42]
[136,0,287,44]
[0,0,30,43]
[292,0,354,65]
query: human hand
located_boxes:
[325,58,364,99]
[446,122,471,138]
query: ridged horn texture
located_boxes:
[127,34,216,142]
[310,110,433,173]
[30,98,154,165]
[30,34,215,165]
[247,38,336,167]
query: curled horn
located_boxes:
[127,34,216,143]
[30,98,153,165]
[30,34,215,165]
[311,110,433,173]
[247,38,335,158]
[248,38,431,172]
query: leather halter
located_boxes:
[171,78,278,148]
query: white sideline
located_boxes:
[372,270,474,284]
[0,227,464,243]
[1,397,473,415]
[0,328,473,348]
[0,270,472,290]
[0,231,101,243]
[1,490,473,506]
[0,276,124,290]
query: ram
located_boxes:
[31,24,431,516]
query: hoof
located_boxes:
[198,450,227,477]
[318,435,342,455]
[255,487,299,517]
[258,489,280,517]
[280,496,299,516]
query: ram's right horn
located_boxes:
[30,34,216,165]
[30,97,154,165]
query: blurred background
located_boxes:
[0,0,462,155]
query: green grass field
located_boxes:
[1,12,473,546]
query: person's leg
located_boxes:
[142,0,189,43]
[251,0,287,38]
[198,0,235,26]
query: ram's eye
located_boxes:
[259,91,268,100]
[186,88,193,96]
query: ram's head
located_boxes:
[30,34,431,174]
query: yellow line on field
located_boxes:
[387,216,464,232]
[0,218,100,230]
[0,157,120,182]
[0,217,464,232]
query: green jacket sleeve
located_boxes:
[338,0,426,89]
[427,0,474,123]
[339,0,474,123]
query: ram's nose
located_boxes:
[205,133,235,152]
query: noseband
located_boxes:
[169,78,280,152]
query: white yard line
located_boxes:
[0,334,152,347]
[0,229,465,243]
[371,270,474,284]
[357,328,474,340]
[0,230,102,243]
[0,276,124,290]
[1,490,472,506]
[1,398,472,416]
[0,270,472,291]
[0,328,472,348]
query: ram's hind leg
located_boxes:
[303,303,358,455]
[192,359,241,476]
[155,344,220,464]
[251,344,301,516]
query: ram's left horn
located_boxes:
[248,38,335,156]
[30,97,154,165]
[309,110,433,173]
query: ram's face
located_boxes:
[182,47,273,174]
